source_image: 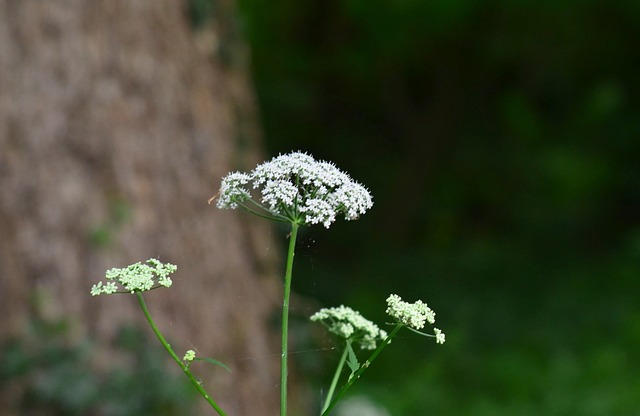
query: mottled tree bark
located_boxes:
[0,1,283,414]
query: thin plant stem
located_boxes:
[321,340,350,413]
[321,324,403,416]
[239,199,290,223]
[281,222,300,416]
[135,292,227,416]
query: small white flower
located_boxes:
[90,259,177,296]
[385,294,436,330]
[434,328,446,344]
[216,151,373,228]
[311,305,386,350]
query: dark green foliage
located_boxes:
[0,319,196,416]
[345,342,359,375]
[237,0,640,413]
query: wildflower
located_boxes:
[434,328,446,344]
[311,305,387,350]
[184,350,196,362]
[385,294,436,330]
[90,258,177,295]
[216,151,373,228]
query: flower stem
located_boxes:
[281,222,300,416]
[321,340,350,413]
[321,324,403,416]
[135,292,227,416]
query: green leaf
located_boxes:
[346,341,360,374]
[193,357,232,372]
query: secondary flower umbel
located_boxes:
[216,151,373,228]
[386,294,445,344]
[90,258,177,296]
[311,305,387,350]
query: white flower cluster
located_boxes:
[386,294,444,343]
[217,151,373,228]
[311,305,387,350]
[385,294,435,329]
[434,328,446,345]
[90,258,177,296]
[217,172,251,209]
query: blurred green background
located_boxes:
[236,0,640,414]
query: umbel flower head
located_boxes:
[216,151,373,228]
[311,305,387,350]
[386,294,435,329]
[90,258,177,296]
[386,294,445,344]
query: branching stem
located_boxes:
[135,292,227,416]
[321,324,403,416]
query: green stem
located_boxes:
[238,200,289,223]
[321,324,403,416]
[135,292,227,416]
[281,222,300,416]
[321,341,350,413]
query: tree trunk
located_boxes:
[0,1,282,414]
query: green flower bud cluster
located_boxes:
[90,258,177,296]
[183,349,196,362]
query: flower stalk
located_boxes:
[321,340,350,414]
[136,292,227,416]
[91,152,439,416]
[216,152,375,416]
[281,222,300,416]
